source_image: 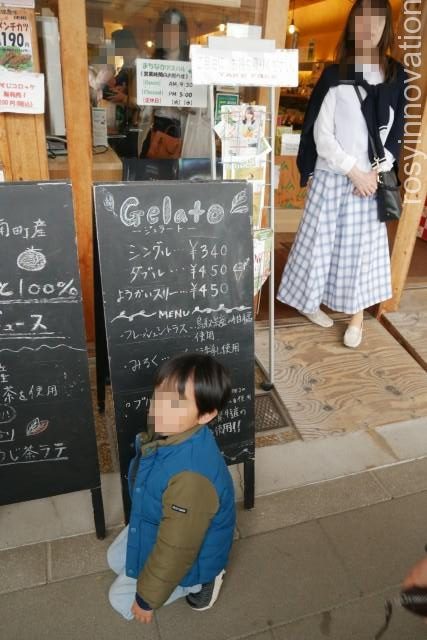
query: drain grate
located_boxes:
[255,392,290,433]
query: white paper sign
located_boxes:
[281,133,300,156]
[0,1,35,9]
[136,58,207,108]
[92,107,108,147]
[191,46,298,87]
[0,68,44,113]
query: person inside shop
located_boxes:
[140,8,190,159]
[107,353,236,624]
[103,28,141,155]
[277,0,406,348]
[103,28,139,108]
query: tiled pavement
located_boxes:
[2,458,427,639]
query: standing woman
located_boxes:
[277,0,406,348]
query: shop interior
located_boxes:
[35,0,426,295]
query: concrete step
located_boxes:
[2,458,427,597]
[2,415,427,552]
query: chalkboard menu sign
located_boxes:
[94,181,255,503]
[0,183,102,513]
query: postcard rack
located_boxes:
[208,84,276,390]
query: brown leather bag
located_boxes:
[146,127,182,160]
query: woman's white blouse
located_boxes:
[313,63,395,175]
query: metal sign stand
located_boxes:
[209,84,276,390]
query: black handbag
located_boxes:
[353,84,402,223]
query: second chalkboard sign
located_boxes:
[94,181,255,511]
[0,182,104,536]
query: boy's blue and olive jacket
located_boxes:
[126,423,236,610]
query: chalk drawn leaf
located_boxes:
[17,247,47,272]
[102,190,116,215]
[0,404,16,424]
[26,417,49,437]
[230,190,249,215]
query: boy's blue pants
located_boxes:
[108,525,202,619]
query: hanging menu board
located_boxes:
[94,181,255,477]
[0,182,101,505]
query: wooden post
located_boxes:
[258,0,289,108]
[378,100,427,315]
[378,2,427,315]
[0,8,48,181]
[58,0,94,341]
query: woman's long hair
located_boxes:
[153,9,190,61]
[334,0,398,83]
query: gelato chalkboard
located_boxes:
[94,181,255,509]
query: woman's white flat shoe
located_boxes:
[302,309,334,328]
[344,323,363,348]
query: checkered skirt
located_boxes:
[277,169,392,315]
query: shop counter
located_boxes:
[48,146,123,182]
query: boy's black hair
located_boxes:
[153,353,232,416]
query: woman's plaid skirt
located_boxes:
[277,169,392,315]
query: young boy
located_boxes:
[107,353,236,624]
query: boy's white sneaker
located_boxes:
[186,569,226,611]
[302,309,333,328]
[344,322,363,348]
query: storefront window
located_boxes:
[35,0,265,171]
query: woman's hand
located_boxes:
[347,166,378,197]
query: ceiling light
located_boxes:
[146,40,154,48]
[288,0,296,34]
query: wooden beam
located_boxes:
[378,2,427,315]
[258,0,290,108]
[0,9,48,181]
[58,0,94,341]
[378,100,427,315]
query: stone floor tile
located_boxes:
[0,572,160,640]
[237,472,390,538]
[156,521,358,640]
[376,418,427,460]
[252,431,396,497]
[373,458,427,498]
[271,587,427,640]
[318,491,427,594]
[0,542,47,594]
[0,473,124,550]
[49,526,123,582]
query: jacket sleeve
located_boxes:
[313,87,358,175]
[297,64,342,184]
[384,64,407,166]
[136,471,220,610]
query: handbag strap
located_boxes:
[353,84,381,170]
